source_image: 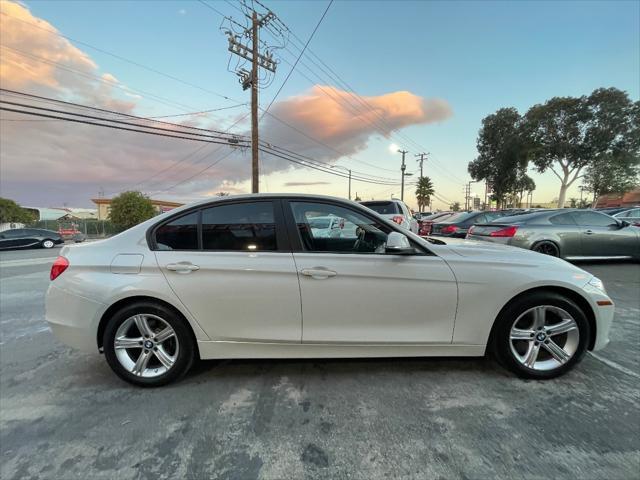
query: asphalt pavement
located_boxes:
[0,248,638,479]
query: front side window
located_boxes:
[201,202,277,251]
[155,212,198,250]
[290,202,391,253]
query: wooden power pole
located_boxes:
[251,11,259,194]
[225,9,278,193]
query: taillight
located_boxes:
[392,215,404,225]
[490,225,518,237]
[50,256,69,281]
[440,225,459,234]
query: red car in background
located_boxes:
[417,211,455,236]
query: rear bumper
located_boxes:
[45,284,104,353]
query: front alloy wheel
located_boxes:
[509,306,580,371]
[42,239,55,248]
[493,292,589,379]
[103,302,195,387]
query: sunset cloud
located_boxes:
[260,85,452,162]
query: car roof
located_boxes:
[360,199,401,204]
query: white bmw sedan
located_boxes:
[46,194,614,387]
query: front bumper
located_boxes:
[45,284,105,353]
[582,282,615,351]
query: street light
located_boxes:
[331,165,352,200]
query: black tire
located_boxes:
[41,239,55,249]
[532,240,560,257]
[492,292,590,379]
[103,301,195,387]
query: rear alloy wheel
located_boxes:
[493,292,590,379]
[532,241,559,257]
[42,239,55,249]
[103,302,195,387]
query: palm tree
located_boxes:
[415,176,435,212]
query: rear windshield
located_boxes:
[361,202,400,215]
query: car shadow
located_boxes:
[182,354,511,385]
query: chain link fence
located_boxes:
[28,219,119,239]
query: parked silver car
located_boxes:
[466,209,640,260]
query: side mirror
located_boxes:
[619,220,630,228]
[385,231,415,255]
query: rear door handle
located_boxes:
[300,267,337,279]
[166,262,200,273]
[584,230,594,235]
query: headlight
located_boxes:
[588,276,606,293]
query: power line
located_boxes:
[0,87,245,137]
[1,101,400,187]
[261,0,333,117]
[1,89,396,184]
[0,98,249,144]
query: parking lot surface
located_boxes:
[1,248,638,479]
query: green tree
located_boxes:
[0,197,34,223]
[468,108,529,209]
[415,176,435,212]
[511,174,536,208]
[524,88,638,208]
[450,201,461,212]
[582,98,640,206]
[109,191,156,231]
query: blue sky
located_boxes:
[3,0,639,208]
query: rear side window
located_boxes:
[155,212,199,250]
[573,211,618,227]
[201,202,277,251]
[549,213,577,225]
[361,202,400,215]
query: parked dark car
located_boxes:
[418,211,454,236]
[431,211,505,238]
[466,209,640,260]
[0,228,64,250]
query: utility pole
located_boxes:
[224,8,278,193]
[250,11,259,194]
[398,149,409,201]
[415,152,428,178]
[464,182,473,210]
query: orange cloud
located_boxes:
[261,85,452,161]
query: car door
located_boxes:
[285,200,457,344]
[547,212,583,257]
[0,229,30,249]
[153,200,302,342]
[572,211,638,257]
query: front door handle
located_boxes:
[584,230,594,235]
[300,267,337,279]
[166,262,200,273]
